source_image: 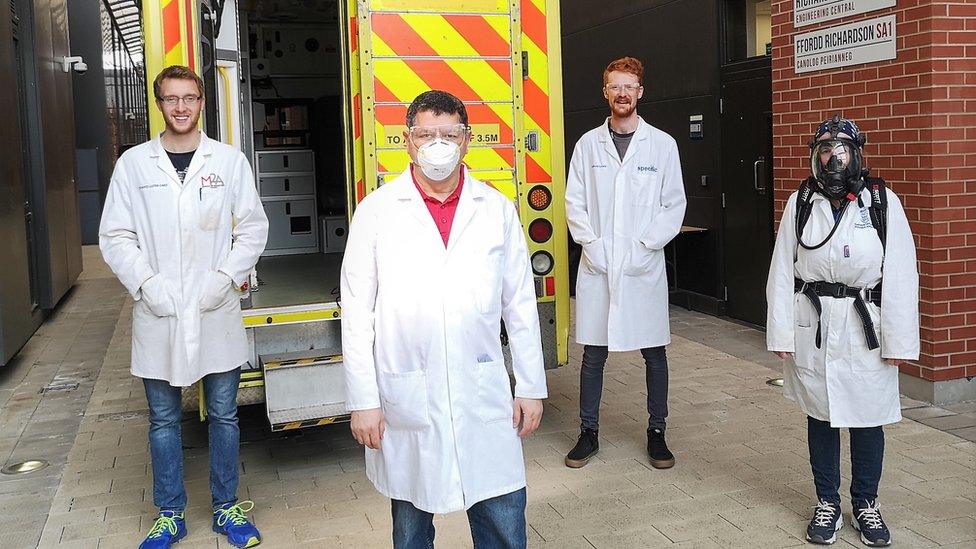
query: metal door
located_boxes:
[355,0,526,200]
[721,68,773,326]
[0,0,42,365]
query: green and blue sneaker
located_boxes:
[212,501,261,548]
[139,510,186,549]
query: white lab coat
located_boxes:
[340,167,547,514]
[99,132,269,386]
[766,187,919,428]
[565,117,687,351]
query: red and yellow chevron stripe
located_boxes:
[359,4,525,198]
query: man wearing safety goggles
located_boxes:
[340,90,547,548]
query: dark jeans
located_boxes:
[391,488,527,549]
[579,345,669,431]
[807,416,885,505]
[143,367,242,512]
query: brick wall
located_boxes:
[770,0,976,382]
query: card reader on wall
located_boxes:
[689,115,703,140]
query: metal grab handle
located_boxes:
[753,157,766,193]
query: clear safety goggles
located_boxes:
[407,124,470,147]
[605,83,642,94]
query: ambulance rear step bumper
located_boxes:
[261,350,349,431]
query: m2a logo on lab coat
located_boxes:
[201,173,226,188]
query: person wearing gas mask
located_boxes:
[340,90,547,548]
[766,116,919,547]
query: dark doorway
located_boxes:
[720,0,773,326]
[721,63,772,326]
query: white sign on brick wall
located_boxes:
[794,0,896,28]
[794,14,896,74]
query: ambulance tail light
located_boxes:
[531,251,553,276]
[528,218,553,243]
[528,185,552,211]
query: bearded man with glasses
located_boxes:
[341,90,547,548]
[564,56,687,470]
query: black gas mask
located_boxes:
[809,115,866,201]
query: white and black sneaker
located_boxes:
[806,500,843,545]
[852,500,891,547]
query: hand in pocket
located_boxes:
[582,239,607,274]
[199,270,235,312]
[140,275,177,317]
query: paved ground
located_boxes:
[1,247,974,548]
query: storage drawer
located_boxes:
[263,198,318,251]
[257,150,314,174]
[259,174,315,197]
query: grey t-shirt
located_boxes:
[609,123,634,161]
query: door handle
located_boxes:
[753,157,766,194]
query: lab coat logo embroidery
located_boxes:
[854,207,872,229]
[637,166,658,173]
[201,173,226,188]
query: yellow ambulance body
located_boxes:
[140,0,568,430]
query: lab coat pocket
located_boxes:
[377,369,431,431]
[141,275,177,318]
[477,255,504,314]
[198,186,227,231]
[622,240,656,277]
[581,238,607,275]
[795,293,812,328]
[631,171,660,206]
[199,271,236,312]
[476,359,514,424]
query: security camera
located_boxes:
[61,55,87,74]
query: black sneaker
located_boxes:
[852,500,891,547]
[806,500,843,545]
[647,428,675,469]
[564,428,598,468]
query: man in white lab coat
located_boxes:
[341,90,547,548]
[99,66,268,549]
[564,57,687,470]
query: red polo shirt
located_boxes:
[411,165,465,247]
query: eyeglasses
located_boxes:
[605,83,642,94]
[159,95,201,106]
[407,124,470,146]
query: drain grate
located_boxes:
[38,382,80,394]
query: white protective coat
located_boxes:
[340,167,547,514]
[565,117,687,351]
[766,187,919,428]
[99,133,269,386]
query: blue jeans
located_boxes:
[807,416,885,505]
[580,345,669,431]
[144,367,241,512]
[391,488,527,549]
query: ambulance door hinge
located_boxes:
[521,51,529,80]
[525,130,540,152]
[719,98,724,115]
[721,192,726,208]
[723,286,728,301]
